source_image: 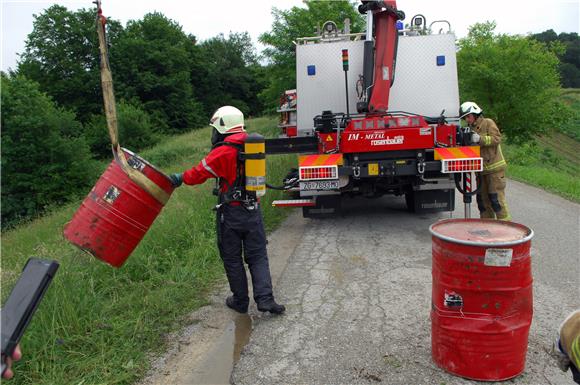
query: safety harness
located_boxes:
[212,141,258,210]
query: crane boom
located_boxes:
[358,0,405,113]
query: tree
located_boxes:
[259,0,365,110]
[18,5,124,123]
[530,30,580,88]
[1,75,99,226]
[457,22,569,143]
[111,12,205,132]
[197,33,265,116]
[560,62,580,88]
[560,33,580,70]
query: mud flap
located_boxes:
[406,189,455,213]
[302,195,341,218]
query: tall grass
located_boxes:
[559,88,580,140]
[503,133,580,202]
[501,89,580,202]
[1,117,295,385]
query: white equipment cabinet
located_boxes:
[296,33,460,136]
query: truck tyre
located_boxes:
[302,195,341,219]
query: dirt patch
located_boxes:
[137,288,236,385]
[137,211,306,385]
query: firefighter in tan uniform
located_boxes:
[552,310,580,383]
[459,102,511,221]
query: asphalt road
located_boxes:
[139,179,579,385]
[231,179,579,385]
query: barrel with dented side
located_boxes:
[63,148,174,267]
[430,219,534,381]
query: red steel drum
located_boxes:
[64,148,174,267]
[429,218,534,381]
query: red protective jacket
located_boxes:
[182,132,246,193]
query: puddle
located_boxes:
[233,314,252,362]
[187,314,252,384]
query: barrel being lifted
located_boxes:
[63,1,176,267]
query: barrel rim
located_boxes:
[429,218,534,247]
[121,147,172,182]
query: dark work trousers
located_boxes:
[216,204,274,306]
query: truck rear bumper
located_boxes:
[338,159,442,178]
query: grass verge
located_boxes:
[1,116,295,385]
[559,88,580,141]
[503,132,580,202]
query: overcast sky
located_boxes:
[1,0,579,72]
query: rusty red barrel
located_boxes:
[64,148,174,267]
[429,219,534,381]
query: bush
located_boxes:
[1,75,100,227]
[83,114,111,158]
[83,100,160,158]
[117,100,159,151]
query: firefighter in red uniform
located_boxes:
[460,102,511,221]
[170,106,285,315]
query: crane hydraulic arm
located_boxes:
[357,0,405,114]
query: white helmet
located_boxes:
[459,101,483,119]
[209,106,245,134]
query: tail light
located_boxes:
[299,165,338,180]
[441,158,483,173]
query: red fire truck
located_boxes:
[266,1,481,218]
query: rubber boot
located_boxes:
[257,299,286,314]
[226,296,249,314]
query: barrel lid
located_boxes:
[429,219,533,247]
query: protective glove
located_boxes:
[169,173,183,187]
[471,132,481,144]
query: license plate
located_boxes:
[300,180,339,191]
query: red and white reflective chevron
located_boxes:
[434,146,480,160]
[298,153,343,167]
